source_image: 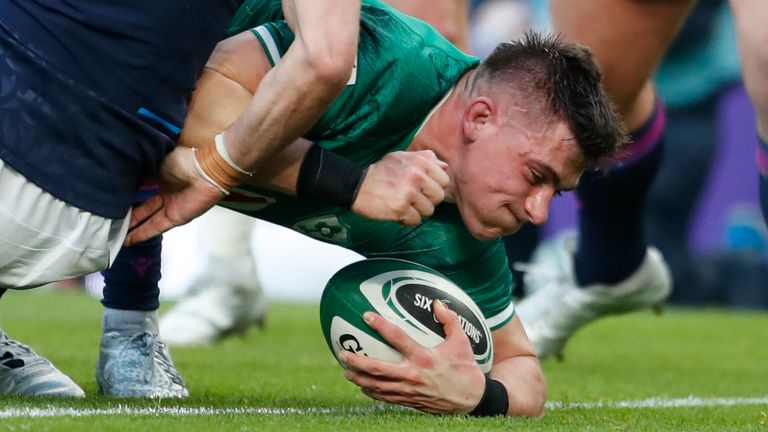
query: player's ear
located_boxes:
[462,97,496,142]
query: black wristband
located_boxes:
[296,143,367,209]
[468,376,509,417]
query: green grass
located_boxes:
[1,289,767,431]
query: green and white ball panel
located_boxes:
[320,258,493,374]
[329,316,402,363]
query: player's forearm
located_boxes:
[245,139,310,196]
[221,0,359,174]
[282,0,360,78]
[490,354,547,417]
[219,48,342,174]
[488,317,547,417]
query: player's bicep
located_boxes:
[179,32,271,149]
[208,31,272,92]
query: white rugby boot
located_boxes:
[96,315,188,398]
[0,328,84,397]
[160,255,267,347]
[514,231,580,298]
[516,232,672,359]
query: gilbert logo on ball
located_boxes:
[320,258,493,374]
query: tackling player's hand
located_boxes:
[338,300,486,415]
[125,146,223,245]
[351,150,449,226]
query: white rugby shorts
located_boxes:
[0,158,130,289]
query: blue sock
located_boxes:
[100,233,162,311]
[574,100,666,286]
[100,187,162,311]
[758,136,768,227]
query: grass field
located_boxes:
[1,289,767,431]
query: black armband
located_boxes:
[296,143,367,209]
[468,376,509,417]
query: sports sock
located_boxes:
[573,100,666,286]
[757,136,768,226]
[100,233,162,311]
[102,308,158,334]
[101,187,162,311]
[205,207,253,259]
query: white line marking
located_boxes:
[1,396,767,418]
[547,396,768,410]
[0,406,329,418]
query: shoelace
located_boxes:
[118,332,183,387]
[0,334,34,358]
[153,339,185,387]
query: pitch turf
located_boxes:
[1,289,766,431]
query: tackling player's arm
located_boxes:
[340,304,546,417]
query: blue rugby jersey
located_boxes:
[0,1,241,218]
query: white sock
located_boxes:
[102,308,158,334]
[205,207,254,259]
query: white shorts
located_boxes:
[0,159,130,289]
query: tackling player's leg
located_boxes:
[0,161,127,397]
[96,191,188,398]
[730,0,768,233]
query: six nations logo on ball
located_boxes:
[355,269,493,369]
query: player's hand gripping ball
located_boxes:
[320,258,493,373]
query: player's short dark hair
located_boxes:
[473,31,626,168]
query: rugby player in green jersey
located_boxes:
[129,0,624,416]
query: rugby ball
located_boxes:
[319,258,493,373]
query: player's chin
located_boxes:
[469,225,505,241]
[471,220,526,240]
[461,209,510,240]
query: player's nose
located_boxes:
[525,188,553,225]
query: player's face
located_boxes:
[453,119,582,240]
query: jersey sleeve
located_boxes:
[248,21,294,67]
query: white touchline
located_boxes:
[0,406,336,418]
[2,396,768,418]
[546,396,768,410]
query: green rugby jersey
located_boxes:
[221,0,515,329]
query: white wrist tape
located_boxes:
[192,147,230,196]
[215,134,254,176]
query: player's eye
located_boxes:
[529,168,544,184]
